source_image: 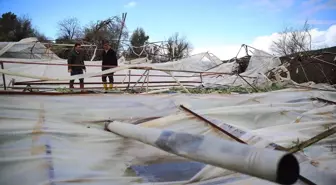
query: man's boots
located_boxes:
[103,83,108,90]
[69,80,74,89]
[109,84,113,90]
[80,82,85,92]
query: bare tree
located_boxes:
[166,32,192,61]
[57,17,82,40]
[83,16,128,52]
[271,20,312,56]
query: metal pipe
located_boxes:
[116,13,127,53]
[313,56,336,67]
[1,62,6,90]
[0,90,90,95]
[14,80,200,86]
[132,70,148,88]
[127,70,131,90]
[199,73,203,84]
[146,70,149,92]
[180,105,246,144]
[165,71,190,94]
[0,60,240,76]
[104,121,300,185]
[236,73,258,92]
[10,84,195,89]
[140,88,170,94]
[140,70,149,91]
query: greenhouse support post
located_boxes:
[1,62,6,90]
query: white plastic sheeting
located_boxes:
[202,50,282,88]
[105,121,300,184]
[0,37,288,91]
[0,52,221,89]
[0,38,60,60]
[1,89,336,185]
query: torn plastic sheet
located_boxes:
[202,49,282,88]
[0,89,336,185]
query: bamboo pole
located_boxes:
[287,126,336,153]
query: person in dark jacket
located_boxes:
[102,42,118,90]
[67,43,86,89]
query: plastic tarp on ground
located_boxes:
[1,89,335,185]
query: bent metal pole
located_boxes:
[104,121,300,185]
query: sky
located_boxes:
[0,0,336,59]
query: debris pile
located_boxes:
[280,46,336,85]
[0,38,336,185]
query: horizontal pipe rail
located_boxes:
[0,90,90,95]
[11,84,195,90]
[14,81,201,86]
[0,60,250,76]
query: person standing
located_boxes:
[67,43,86,90]
[102,42,118,90]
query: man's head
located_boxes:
[103,42,111,51]
[74,43,81,52]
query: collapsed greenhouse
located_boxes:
[0,37,336,185]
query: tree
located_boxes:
[14,15,36,40]
[83,15,128,59]
[270,20,312,56]
[0,12,19,41]
[166,32,192,61]
[0,12,45,41]
[57,17,82,41]
[129,27,149,58]
[54,17,83,59]
[33,30,48,42]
